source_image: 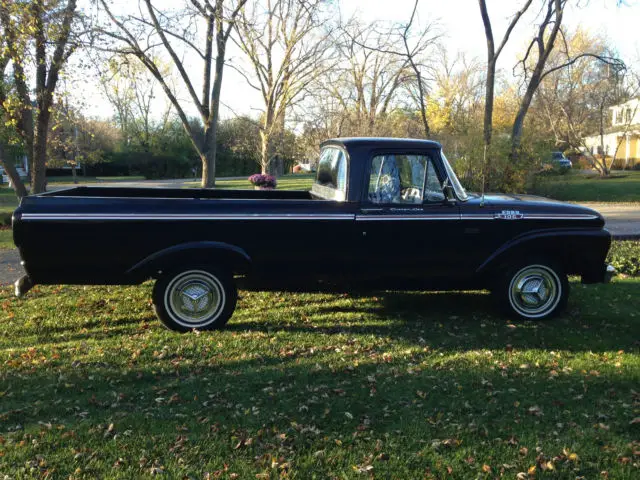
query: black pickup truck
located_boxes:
[13,138,614,331]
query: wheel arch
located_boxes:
[477,228,611,282]
[126,241,251,282]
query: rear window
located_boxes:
[314,146,347,200]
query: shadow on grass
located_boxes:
[7,282,639,355]
[0,354,638,478]
[229,285,640,353]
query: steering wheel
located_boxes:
[401,187,422,203]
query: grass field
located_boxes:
[0,278,638,479]
[529,171,640,202]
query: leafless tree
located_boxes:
[478,0,533,185]
[342,0,440,138]
[96,0,248,187]
[233,0,332,174]
[98,55,173,151]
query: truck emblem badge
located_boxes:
[495,210,524,220]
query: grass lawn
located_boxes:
[0,278,638,478]
[186,174,316,191]
[529,170,640,202]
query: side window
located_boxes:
[424,160,444,202]
[368,154,441,204]
[315,147,348,200]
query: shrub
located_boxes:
[607,240,640,277]
[248,173,277,189]
[0,212,12,226]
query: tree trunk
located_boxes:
[511,71,542,157]
[0,144,28,200]
[260,131,271,174]
[201,124,216,188]
[483,58,496,188]
[510,0,564,159]
[598,103,609,176]
[31,114,50,193]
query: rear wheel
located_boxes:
[495,259,569,320]
[152,267,237,332]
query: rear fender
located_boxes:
[477,228,611,279]
[126,241,251,282]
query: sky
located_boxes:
[75,0,640,121]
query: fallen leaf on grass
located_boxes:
[528,406,543,416]
[353,464,374,474]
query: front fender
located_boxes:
[126,241,252,281]
[477,228,611,279]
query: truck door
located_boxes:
[353,151,463,285]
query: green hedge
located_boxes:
[607,240,640,277]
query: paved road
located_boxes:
[581,203,640,239]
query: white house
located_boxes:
[582,98,640,168]
[0,154,29,185]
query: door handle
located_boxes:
[360,208,383,214]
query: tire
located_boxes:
[152,267,237,332]
[495,258,569,321]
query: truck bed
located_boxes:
[14,185,354,286]
[42,186,314,200]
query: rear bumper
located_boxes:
[582,264,617,284]
[14,274,33,298]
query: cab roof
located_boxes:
[322,137,442,150]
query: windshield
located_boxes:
[440,151,468,201]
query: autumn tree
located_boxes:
[97,0,248,187]
[0,0,79,198]
[533,28,627,174]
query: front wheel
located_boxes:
[152,267,237,332]
[495,260,569,320]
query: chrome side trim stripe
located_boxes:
[356,215,460,221]
[21,212,600,222]
[523,214,600,220]
[460,214,599,221]
[20,213,355,221]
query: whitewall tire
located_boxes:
[152,268,237,332]
[497,260,568,320]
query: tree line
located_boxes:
[0,0,633,199]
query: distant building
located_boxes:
[582,98,640,167]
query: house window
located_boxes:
[625,108,632,123]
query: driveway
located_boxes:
[1,201,638,286]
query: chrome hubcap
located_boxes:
[165,271,224,326]
[509,265,560,318]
